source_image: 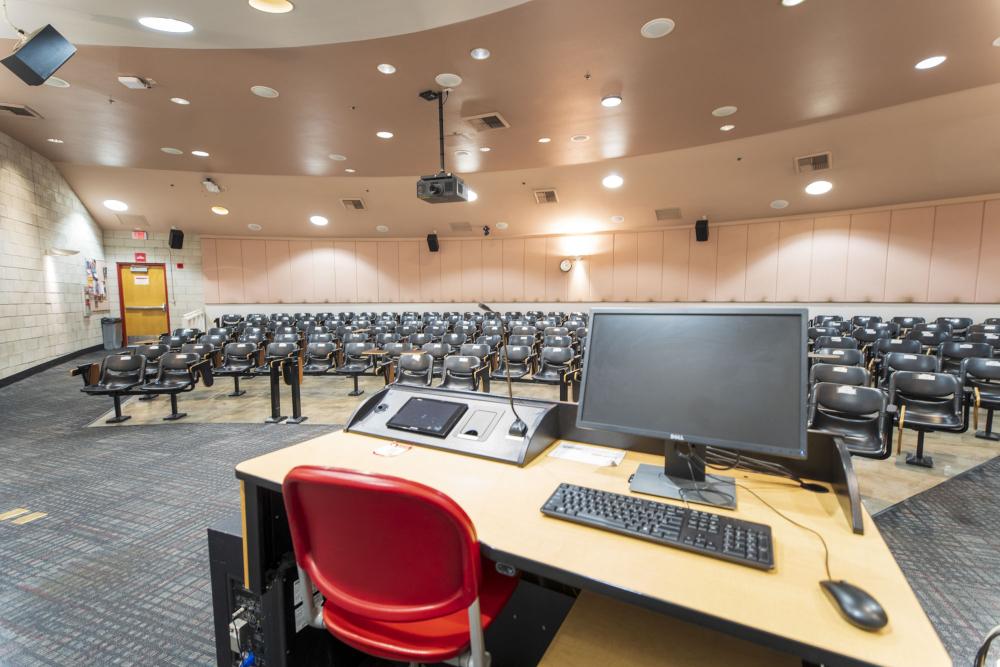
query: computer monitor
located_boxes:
[577,308,808,509]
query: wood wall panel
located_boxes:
[715,225,748,302]
[437,240,462,302]
[397,241,420,302]
[201,238,219,304]
[976,200,1000,303]
[502,239,525,301]
[612,233,638,301]
[745,222,779,302]
[844,212,890,302]
[776,219,814,302]
[460,240,483,302]
[809,216,850,302]
[355,242,379,302]
[481,240,503,302]
[216,239,244,303]
[241,240,268,303]
[311,241,336,302]
[545,237,568,302]
[334,242,357,303]
[928,202,984,303]
[883,207,934,303]
[288,241,315,303]
[688,230,717,302]
[418,242,442,302]
[265,241,292,303]
[588,235,615,301]
[523,238,547,302]
[661,229,689,301]
[636,231,663,301]
[377,241,399,302]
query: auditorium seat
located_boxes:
[808,382,891,459]
[421,342,450,377]
[133,343,169,381]
[813,348,864,367]
[337,342,375,396]
[879,351,940,389]
[869,338,922,376]
[441,332,467,353]
[80,353,146,423]
[809,363,870,390]
[937,341,994,375]
[139,352,212,421]
[439,355,486,392]
[492,345,535,380]
[813,335,858,351]
[394,352,434,387]
[303,342,337,375]
[891,316,924,330]
[936,317,974,339]
[889,371,968,467]
[533,346,575,384]
[969,332,1000,352]
[962,357,1000,441]
[906,328,952,353]
[852,315,882,329]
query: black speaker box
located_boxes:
[1,25,76,86]
[169,229,185,250]
[695,219,709,242]
[426,233,439,252]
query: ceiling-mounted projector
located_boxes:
[2,24,76,86]
[416,89,469,203]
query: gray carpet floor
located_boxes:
[0,351,996,665]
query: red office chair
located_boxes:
[283,466,519,666]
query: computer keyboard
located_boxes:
[540,483,774,570]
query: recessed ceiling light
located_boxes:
[571,134,590,143]
[376,131,394,139]
[344,168,356,173]
[43,76,69,88]
[46,138,63,143]
[468,190,479,202]
[479,147,491,152]
[770,199,790,209]
[328,153,347,161]
[376,225,390,233]
[781,0,805,6]
[310,215,329,226]
[103,199,128,212]
[454,150,471,157]
[161,147,183,155]
[170,97,190,105]
[602,174,624,189]
[138,17,193,33]
[538,137,551,143]
[248,0,294,13]
[377,63,396,75]
[250,85,279,98]
[805,180,833,195]
[212,206,229,216]
[611,215,625,223]
[435,73,462,88]
[640,18,675,39]
[601,95,623,108]
[247,223,262,231]
[994,36,1000,47]
[470,47,491,60]
[191,150,210,157]
[495,222,508,230]
[712,105,738,117]
[914,55,946,70]
[720,124,736,132]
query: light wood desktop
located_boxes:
[236,431,949,667]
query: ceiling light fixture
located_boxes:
[44,76,70,88]
[170,97,190,105]
[103,199,128,212]
[994,37,1000,47]
[376,225,390,233]
[602,174,624,189]
[611,215,625,223]
[454,150,471,157]
[191,150,210,157]
[479,147,491,152]
[538,137,551,143]
[248,0,294,13]
[46,138,63,143]
[601,95,623,108]
[770,199,790,209]
[468,190,479,202]
[211,206,229,216]
[712,105,738,117]
[495,222,508,230]
[470,47,491,60]
[780,0,805,6]
[247,223,262,231]
[914,55,946,70]
[344,168,356,173]
[377,63,396,74]
[250,85,279,98]
[720,124,735,132]
[376,131,394,139]
[640,18,675,39]
[138,17,194,33]
[571,134,590,142]
[328,153,347,161]
[805,180,833,195]
[161,147,183,155]
[434,73,462,88]
[310,215,329,226]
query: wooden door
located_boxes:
[119,263,169,342]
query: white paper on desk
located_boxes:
[373,443,411,457]
[548,443,625,467]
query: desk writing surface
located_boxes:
[236,431,949,667]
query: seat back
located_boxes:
[272,324,297,335]
[937,317,973,334]
[344,332,369,344]
[156,352,198,384]
[159,334,186,350]
[852,327,889,345]
[422,342,449,361]
[510,325,536,337]
[889,371,962,414]
[442,332,467,350]
[891,316,924,329]
[808,382,886,454]
[459,343,490,361]
[481,324,502,337]
[207,327,231,338]
[872,338,921,361]
[938,341,994,374]
[881,352,939,386]
[814,336,858,350]
[395,352,434,386]
[266,341,299,361]
[180,342,213,359]
[274,333,300,344]
[542,335,572,348]
[376,332,401,347]
[968,332,1000,351]
[812,347,864,367]
[453,323,477,337]
[409,333,433,347]
[309,333,334,344]
[538,346,574,373]
[812,315,841,326]
[134,343,169,364]
[305,341,336,361]
[475,335,502,350]
[200,333,228,350]
[441,355,482,391]
[906,328,952,349]
[809,363,869,388]
[508,334,536,348]
[343,341,373,362]
[101,353,146,386]
[851,315,881,329]
[808,326,840,342]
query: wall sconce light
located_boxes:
[559,258,575,272]
[46,248,79,256]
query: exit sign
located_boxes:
[131,230,148,240]
[134,252,147,263]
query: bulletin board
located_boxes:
[84,258,109,314]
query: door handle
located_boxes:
[126,303,167,311]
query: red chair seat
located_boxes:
[322,560,518,663]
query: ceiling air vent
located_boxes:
[655,207,683,221]
[533,189,559,205]
[340,198,366,211]
[449,222,473,232]
[462,111,511,132]
[117,214,149,228]
[0,103,42,118]
[795,151,832,174]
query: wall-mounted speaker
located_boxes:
[426,233,439,252]
[695,219,709,243]
[1,25,76,86]
[168,229,185,250]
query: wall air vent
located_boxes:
[449,222,473,232]
[340,198,367,211]
[0,103,42,118]
[462,111,511,132]
[795,151,832,174]
[533,189,559,204]
[655,207,683,221]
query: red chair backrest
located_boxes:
[283,466,483,623]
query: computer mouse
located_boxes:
[820,580,888,631]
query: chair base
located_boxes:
[106,414,131,424]
[975,430,1000,441]
[905,452,934,468]
[163,412,187,421]
[347,374,363,396]
[265,415,288,424]
[228,389,247,397]
[287,416,308,424]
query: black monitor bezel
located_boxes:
[576,307,809,460]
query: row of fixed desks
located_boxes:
[235,431,949,667]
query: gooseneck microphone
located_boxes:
[478,303,528,437]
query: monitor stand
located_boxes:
[629,442,737,510]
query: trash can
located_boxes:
[101,317,122,350]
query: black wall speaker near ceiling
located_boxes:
[1,25,77,86]
[168,229,185,250]
[426,233,439,252]
[695,219,709,243]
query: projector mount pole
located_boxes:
[419,89,449,175]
